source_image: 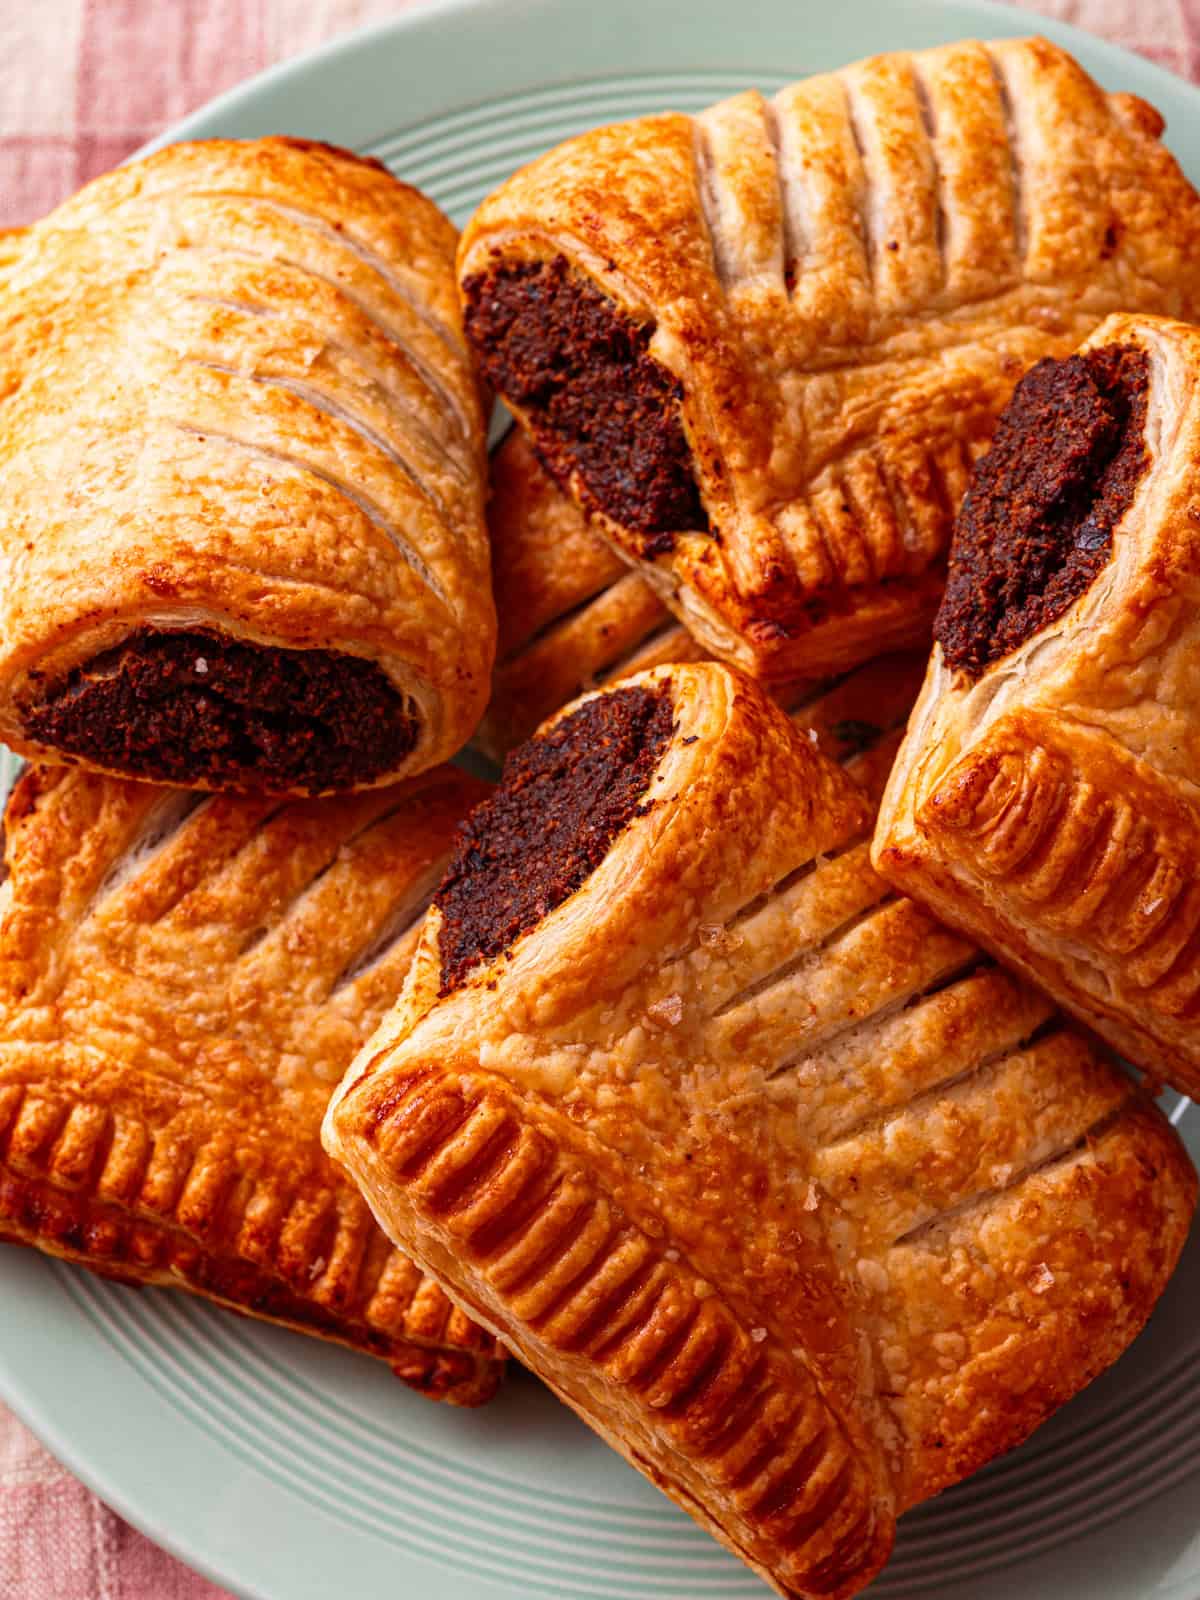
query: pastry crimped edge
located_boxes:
[0,1137,500,1404]
[0,760,504,1404]
[874,310,1200,1100]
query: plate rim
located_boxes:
[136,0,1200,160]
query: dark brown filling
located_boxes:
[935,344,1150,677]
[20,628,417,793]
[462,256,707,553]
[434,683,675,992]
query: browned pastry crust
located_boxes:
[477,429,706,759]
[784,651,927,807]
[325,661,1195,1598]
[0,137,493,793]
[0,760,503,1404]
[480,425,921,761]
[478,421,925,773]
[876,311,1200,1102]
[479,427,919,764]
[459,38,1200,683]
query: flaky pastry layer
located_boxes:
[477,430,705,759]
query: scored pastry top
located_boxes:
[460,37,1200,682]
[0,758,503,1403]
[326,661,1195,1599]
[0,137,493,794]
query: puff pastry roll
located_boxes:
[0,138,492,794]
[0,760,503,1404]
[876,311,1200,1101]
[459,37,1200,683]
[325,662,1195,1599]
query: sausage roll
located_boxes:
[459,38,1200,683]
[876,311,1200,1102]
[0,138,493,794]
[325,662,1195,1598]
[0,760,503,1404]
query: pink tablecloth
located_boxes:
[0,0,1197,1594]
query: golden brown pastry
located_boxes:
[0,138,493,794]
[0,759,503,1404]
[459,37,1200,683]
[876,310,1200,1103]
[325,662,1195,1598]
[478,428,704,759]
[479,424,924,768]
[480,428,859,758]
[786,648,927,805]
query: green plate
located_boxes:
[0,3,1197,1597]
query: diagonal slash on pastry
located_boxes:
[0,759,504,1404]
[324,660,1196,1599]
[459,37,1200,684]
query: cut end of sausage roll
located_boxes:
[325,661,1195,1599]
[18,627,420,795]
[459,37,1200,683]
[0,136,493,793]
[0,759,503,1404]
[466,260,709,544]
[876,311,1200,1101]
[442,681,675,991]
[934,342,1151,677]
